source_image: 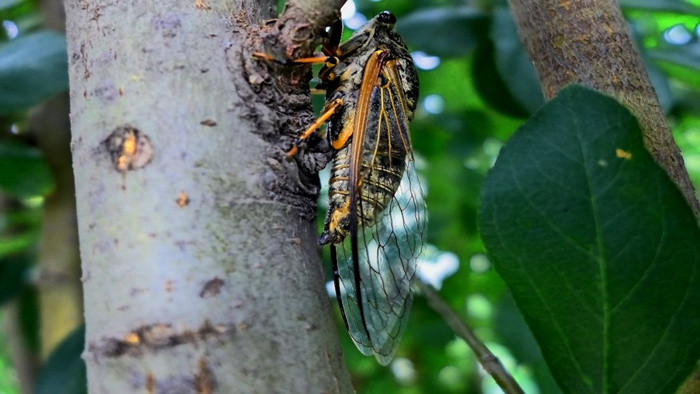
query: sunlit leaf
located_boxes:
[0,31,68,113]
[480,85,700,393]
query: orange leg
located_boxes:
[252,52,338,67]
[287,98,343,157]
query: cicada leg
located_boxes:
[252,52,339,67]
[287,98,344,157]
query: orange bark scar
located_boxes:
[124,332,140,345]
[176,191,190,207]
[195,0,211,10]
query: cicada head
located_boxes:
[375,11,397,25]
[346,10,399,46]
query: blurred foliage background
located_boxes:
[0,0,698,392]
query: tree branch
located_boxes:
[510,0,700,219]
[417,281,525,394]
[291,0,346,28]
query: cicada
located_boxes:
[257,11,426,365]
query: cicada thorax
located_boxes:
[319,22,418,245]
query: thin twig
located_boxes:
[417,280,525,394]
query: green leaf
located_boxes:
[495,296,562,394]
[620,0,700,15]
[648,45,700,71]
[491,8,545,115]
[0,253,31,305]
[479,85,700,393]
[397,6,490,57]
[0,140,55,197]
[643,56,674,113]
[0,230,37,257]
[471,39,528,118]
[648,43,700,88]
[36,325,87,394]
[0,31,68,113]
[0,0,21,11]
[18,286,40,352]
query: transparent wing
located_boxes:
[334,162,426,365]
[332,58,427,365]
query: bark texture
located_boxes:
[64,0,352,391]
[510,0,700,218]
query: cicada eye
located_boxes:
[377,11,396,25]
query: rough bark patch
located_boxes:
[103,125,154,172]
[199,277,224,298]
[194,357,217,394]
[90,321,235,358]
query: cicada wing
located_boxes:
[334,54,427,365]
[335,162,427,364]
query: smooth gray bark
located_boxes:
[64,0,352,391]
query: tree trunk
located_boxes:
[64,0,352,391]
[510,0,700,219]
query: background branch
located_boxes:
[417,281,525,394]
[510,0,700,219]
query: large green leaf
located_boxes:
[491,8,545,115]
[495,295,561,394]
[0,140,55,197]
[0,31,68,113]
[36,325,87,394]
[479,85,700,393]
[397,6,490,57]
